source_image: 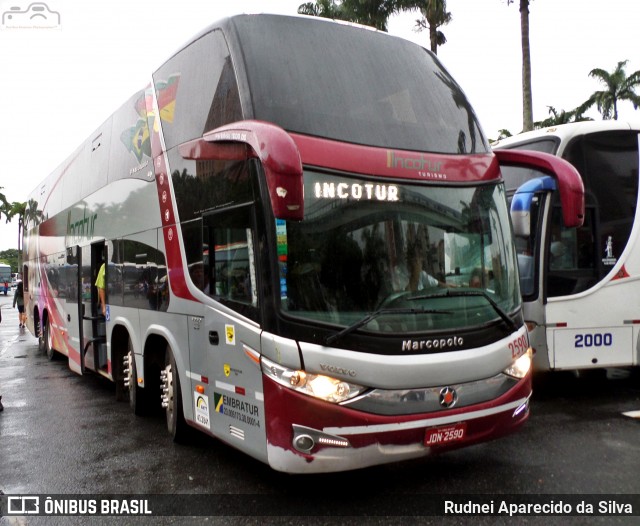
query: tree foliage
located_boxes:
[0,249,20,273]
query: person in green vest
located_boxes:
[95,263,106,316]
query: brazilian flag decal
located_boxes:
[214,392,225,414]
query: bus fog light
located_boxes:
[294,434,315,453]
[503,348,532,379]
[292,424,350,454]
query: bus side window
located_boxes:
[208,206,258,312]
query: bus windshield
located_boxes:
[280,171,520,334]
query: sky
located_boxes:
[1,0,639,251]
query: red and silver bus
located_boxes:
[23,14,583,473]
[497,121,640,372]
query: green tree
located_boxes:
[579,60,640,120]
[413,0,452,55]
[507,0,533,132]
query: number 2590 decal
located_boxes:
[509,334,528,358]
[574,333,613,348]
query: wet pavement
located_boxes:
[2,292,640,525]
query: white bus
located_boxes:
[496,121,640,372]
[23,14,582,473]
[0,263,11,295]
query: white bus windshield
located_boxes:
[279,171,520,334]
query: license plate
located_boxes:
[424,423,467,446]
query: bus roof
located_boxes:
[493,121,640,150]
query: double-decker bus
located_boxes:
[496,121,640,372]
[23,14,583,473]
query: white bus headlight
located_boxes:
[262,356,365,403]
[503,348,533,379]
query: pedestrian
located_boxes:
[13,279,26,328]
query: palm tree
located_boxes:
[8,201,27,254]
[413,0,452,55]
[507,0,533,132]
[579,60,640,120]
[533,106,593,129]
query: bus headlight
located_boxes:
[503,348,533,379]
[261,356,365,403]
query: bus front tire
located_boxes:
[43,318,55,360]
[164,349,188,443]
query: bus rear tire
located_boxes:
[164,349,188,443]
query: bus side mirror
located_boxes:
[510,176,557,237]
[495,149,584,228]
[180,120,304,221]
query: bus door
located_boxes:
[79,242,108,373]
[62,247,82,375]
[187,208,267,459]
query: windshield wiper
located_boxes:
[325,307,453,347]
[408,289,518,332]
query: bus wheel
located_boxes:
[126,344,147,416]
[43,318,56,361]
[114,341,129,402]
[161,349,188,442]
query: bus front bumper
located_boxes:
[263,372,531,474]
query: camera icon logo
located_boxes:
[1,2,61,29]
[7,496,40,514]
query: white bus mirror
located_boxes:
[510,176,557,237]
